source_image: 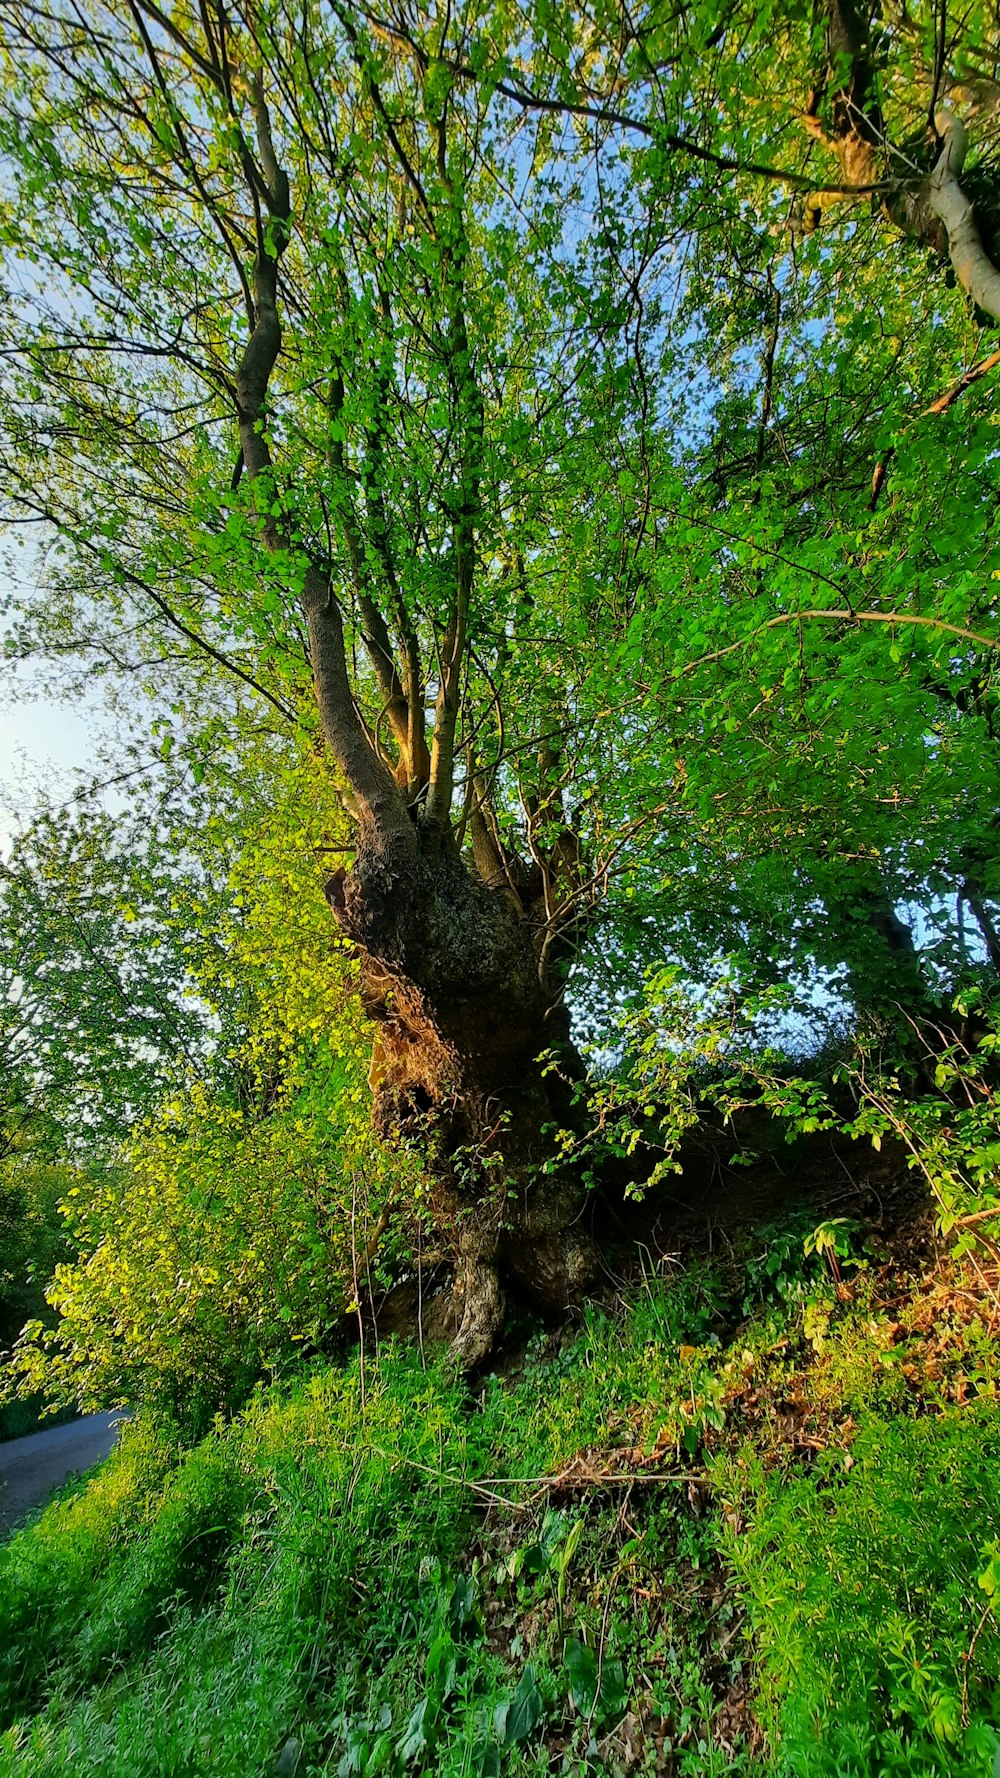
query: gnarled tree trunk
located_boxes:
[326,825,597,1365]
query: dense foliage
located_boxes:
[1,0,999,1344]
[1,0,999,1032]
[3,1228,1000,1776]
[1,750,424,1425]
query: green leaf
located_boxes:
[564,1636,599,1713]
[397,1697,433,1763]
[448,1573,475,1634]
[495,1663,543,1746]
[564,1638,627,1720]
[471,1742,501,1778]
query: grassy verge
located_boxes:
[1,1211,998,1776]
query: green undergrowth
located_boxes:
[2,1220,1000,1777]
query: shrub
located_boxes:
[4,1036,419,1428]
[0,1160,77,1439]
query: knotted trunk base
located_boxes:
[326,830,598,1365]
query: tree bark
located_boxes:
[803,9,1000,317]
[827,869,929,1022]
[963,883,1000,977]
[325,824,597,1365]
[927,111,1000,324]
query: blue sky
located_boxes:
[0,683,110,850]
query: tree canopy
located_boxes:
[1,0,1000,1361]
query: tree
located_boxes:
[0,741,421,1421]
[480,0,1000,323]
[0,0,648,1359]
[2,0,999,1362]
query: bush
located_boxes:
[4,1035,419,1429]
[3,770,427,1430]
[0,1162,74,1346]
[0,1161,77,1440]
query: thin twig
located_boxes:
[678,608,998,680]
[364,1445,705,1514]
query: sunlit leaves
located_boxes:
[1,0,999,1063]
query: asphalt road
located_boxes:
[0,1411,123,1536]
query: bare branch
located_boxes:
[679,608,1000,679]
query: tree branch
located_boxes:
[928,109,1000,323]
[327,372,412,774]
[679,608,1000,679]
[424,230,484,832]
[226,73,413,849]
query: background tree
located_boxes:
[0,743,418,1425]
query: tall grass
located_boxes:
[1,1242,998,1776]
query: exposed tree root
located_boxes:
[359,1108,939,1369]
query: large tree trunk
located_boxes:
[325,825,597,1365]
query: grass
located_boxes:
[1,1216,999,1776]
[723,1408,1000,1775]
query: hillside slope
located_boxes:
[1,1187,998,1778]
